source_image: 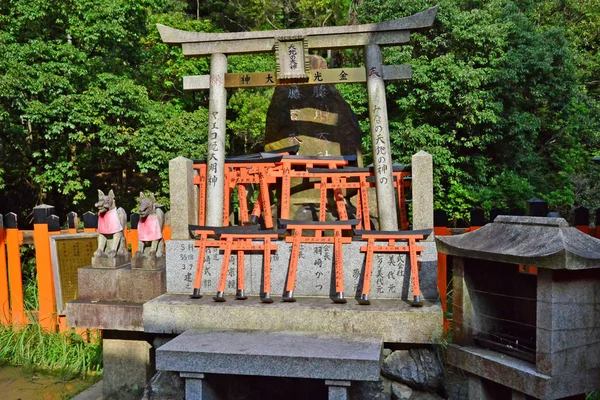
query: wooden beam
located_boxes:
[183,66,412,90]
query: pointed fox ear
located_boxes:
[150,193,156,202]
[98,189,105,198]
[140,192,146,199]
[108,189,115,199]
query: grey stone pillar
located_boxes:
[103,337,152,399]
[326,380,351,400]
[205,53,228,227]
[169,156,196,239]
[411,151,433,237]
[181,372,205,400]
[365,44,398,231]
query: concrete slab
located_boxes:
[157,329,382,382]
[447,344,600,399]
[144,294,442,343]
[66,300,144,331]
[166,240,438,300]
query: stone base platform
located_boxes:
[447,344,600,399]
[143,294,442,343]
[67,300,144,331]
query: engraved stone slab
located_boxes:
[166,240,438,300]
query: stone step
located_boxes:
[156,329,382,382]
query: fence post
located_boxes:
[489,208,504,222]
[433,209,450,334]
[527,198,547,217]
[595,209,600,239]
[574,206,590,235]
[83,211,98,233]
[0,214,9,326]
[33,204,58,332]
[5,213,24,327]
[163,211,172,241]
[129,212,139,255]
[67,211,78,234]
[469,209,486,231]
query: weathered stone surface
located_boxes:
[66,300,144,331]
[444,368,469,400]
[205,53,227,227]
[103,336,152,400]
[166,239,438,300]
[409,391,444,400]
[349,376,392,400]
[142,371,185,400]
[77,265,127,301]
[447,344,600,399]
[412,151,433,237]
[144,294,442,344]
[91,252,130,268]
[157,329,382,382]
[117,266,166,303]
[78,265,166,303]
[132,254,166,270]
[391,381,413,400]
[436,215,600,270]
[382,349,444,392]
[366,43,397,231]
[169,156,196,239]
[158,7,438,46]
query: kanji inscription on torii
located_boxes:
[158,6,438,229]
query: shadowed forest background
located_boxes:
[0,0,598,224]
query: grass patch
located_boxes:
[0,324,102,380]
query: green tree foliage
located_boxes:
[347,0,600,217]
[0,0,213,214]
[0,0,598,221]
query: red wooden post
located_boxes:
[33,205,60,332]
[434,209,451,333]
[0,214,9,325]
[5,213,24,327]
[214,236,233,302]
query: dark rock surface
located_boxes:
[350,376,392,400]
[141,371,184,400]
[382,349,444,392]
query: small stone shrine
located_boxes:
[68,7,445,400]
[437,216,600,399]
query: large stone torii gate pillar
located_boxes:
[158,6,438,229]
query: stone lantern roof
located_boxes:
[436,215,600,270]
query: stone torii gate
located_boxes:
[158,6,438,230]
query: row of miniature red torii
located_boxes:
[189,221,431,306]
[192,147,411,231]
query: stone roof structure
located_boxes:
[436,215,600,270]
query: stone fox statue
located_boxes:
[94,189,128,258]
[136,192,165,258]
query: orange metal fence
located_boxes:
[0,208,171,333]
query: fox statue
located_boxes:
[93,189,129,267]
[135,192,165,259]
